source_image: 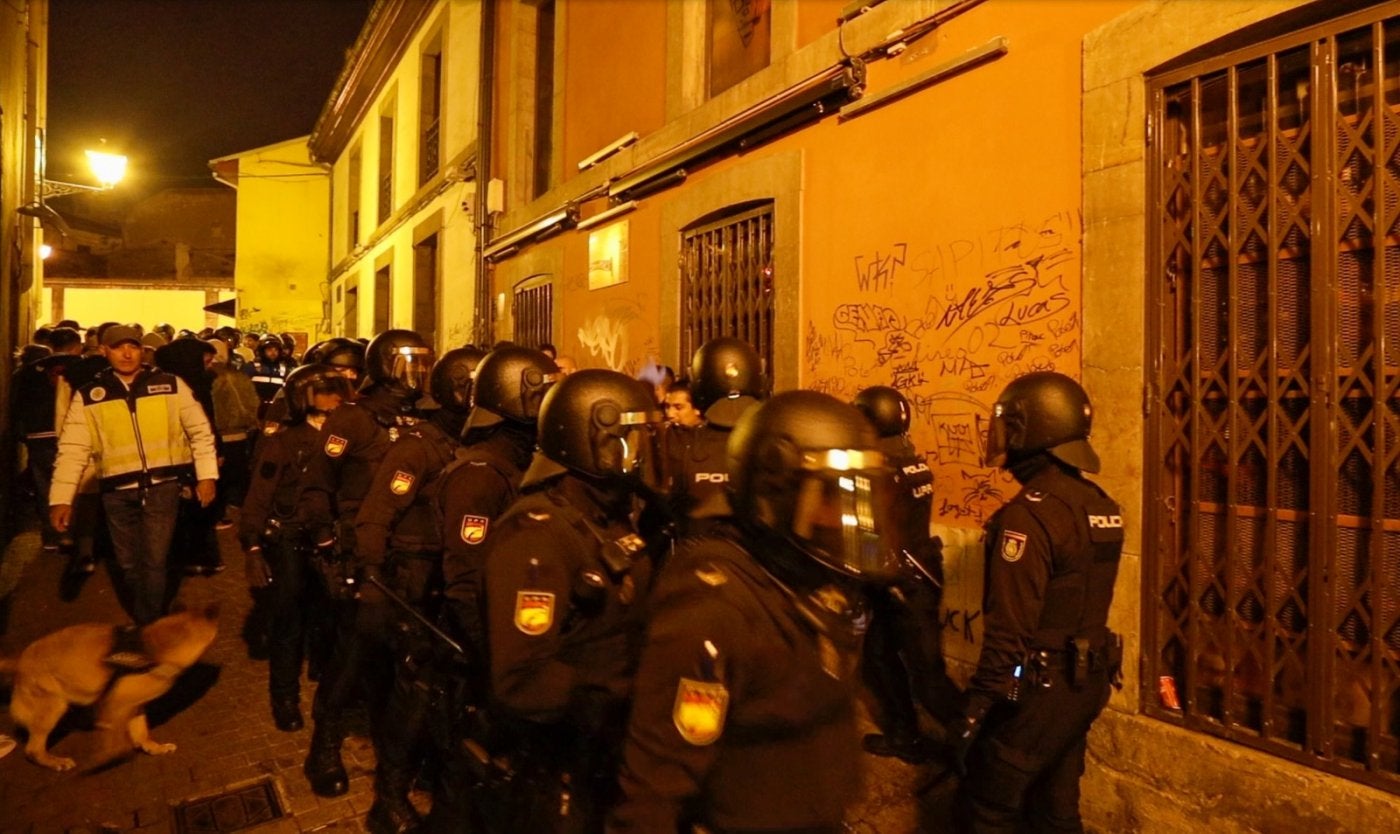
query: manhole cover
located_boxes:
[172,779,284,833]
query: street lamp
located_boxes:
[42,147,129,198]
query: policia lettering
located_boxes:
[953,371,1124,833]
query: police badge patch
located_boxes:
[90,386,106,402]
[459,514,489,544]
[1001,530,1029,562]
[390,470,415,495]
[514,591,555,635]
[673,677,729,746]
[325,434,348,457]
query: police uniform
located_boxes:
[863,435,961,754]
[960,461,1123,832]
[298,386,421,796]
[240,420,324,711]
[354,413,460,829]
[483,476,653,832]
[608,528,865,833]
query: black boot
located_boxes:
[303,720,349,796]
[366,759,422,834]
[271,697,304,732]
[365,793,422,834]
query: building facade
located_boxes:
[212,137,332,344]
[309,0,485,352]
[472,0,1400,830]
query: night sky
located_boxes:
[47,0,372,192]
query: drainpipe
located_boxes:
[472,0,496,347]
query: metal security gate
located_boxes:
[513,280,552,349]
[1146,5,1400,793]
[679,201,774,375]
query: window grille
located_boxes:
[379,114,395,225]
[1146,8,1400,793]
[680,201,774,377]
[420,51,442,186]
[513,280,553,350]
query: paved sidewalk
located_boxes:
[0,524,376,834]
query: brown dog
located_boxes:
[0,603,220,771]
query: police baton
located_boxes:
[901,549,942,589]
[364,573,466,658]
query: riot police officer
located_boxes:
[853,385,962,762]
[298,329,435,798]
[355,347,482,834]
[246,334,293,410]
[425,345,557,831]
[482,369,660,832]
[608,390,908,833]
[951,371,1123,832]
[667,337,765,530]
[240,364,352,732]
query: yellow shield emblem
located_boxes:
[325,434,348,457]
[460,514,489,545]
[673,678,729,746]
[514,591,555,635]
[390,470,415,495]
[1001,530,1028,562]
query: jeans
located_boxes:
[102,480,181,624]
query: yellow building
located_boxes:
[310,0,485,352]
[212,137,332,345]
[477,0,1400,829]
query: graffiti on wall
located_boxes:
[806,210,1083,527]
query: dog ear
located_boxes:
[203,602,221,621]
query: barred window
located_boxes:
[679,200,774,376]
[513,278,553,350]
[1147,7,1400,793]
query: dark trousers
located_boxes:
[959,670,1112,833]
[102,481,182,625]
[268,535,312,702]
[24,438,57,531]
[863,577,962,733]
[220,437,254,508]
[373,553,444,801]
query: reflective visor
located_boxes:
[614,408,662,473]
[790,450,906,582]
[391,346,435,393]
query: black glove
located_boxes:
[946,714,980,778]
[354,567,392,634]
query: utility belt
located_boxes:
[1013,631,1123,696]
[99,464,193,493]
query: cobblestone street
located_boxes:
[0,524,377,834]
[0,518,950,834]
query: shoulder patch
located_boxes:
[1088,513,1123,529]
[89,386,106,402]
[1000,530,1028,562]
[460,514,489,544]
[514,591,555,635]
[325,434,348,457]
[673,678,729,746]
[390,470,416,495]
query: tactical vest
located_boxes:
[1022,478,1123,650]
[386,423,460,553]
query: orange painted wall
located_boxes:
[491,0,1133,524]
[796,0,845,49]
[560,0,668,183]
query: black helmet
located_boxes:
[853,386,911,439]
[466,346,558,430]
[526,369,660,484]
[214,326,240,344]
[690,336,765,425]
[429,346,487,414]
[257,334,283,359]
[729,390,907,583]
[984,371,1099,473]
[302,339,331,365]
[321,337,365,382]
[279,332,297,355]
[365,329,435,393]
[283,363,353,423]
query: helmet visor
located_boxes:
[790,449,906,583]
[599,408,662,477]
[390,346,436,393]
[983,401,1019,468]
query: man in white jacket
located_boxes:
[49,325,218,624]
